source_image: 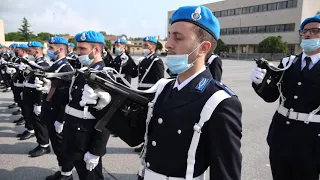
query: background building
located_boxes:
[0,19,5,45]
[167,0,320,57]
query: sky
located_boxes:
[0,0,220,39]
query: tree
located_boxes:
[5,32,23,41]
[99,31,107,36]
[18,17,33,41]
[258,36,288,59]
[317,11,320,15]
[68,37,78,50]
[156,41,163,51]
[105,40,112,49]
[214,39,229,54]
[37,32,52,41]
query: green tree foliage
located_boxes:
[5,32,23,41]
[37,32,52,41]
[18,17,33,41]
[105,40,112,49]
[156,41,163,51]
[258,36,288,59]
[214,39,229,54]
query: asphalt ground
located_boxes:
[0,58,277,180]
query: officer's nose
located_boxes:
[165,38,174,51]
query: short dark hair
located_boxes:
[193,25,217,59]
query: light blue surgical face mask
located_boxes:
[47,50,58,61]
[166,43,203,74]
[115,47,122,55]
[300,38,320,52]
[78,50,94,66]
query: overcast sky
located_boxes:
[0,0,220,39]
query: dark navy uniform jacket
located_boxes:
[63,61,110,160]
[109,51,136,84]
[131,53,164,90]
[107,69,242,180]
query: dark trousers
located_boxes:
[12,86,23,106]
[23,88,49,145]
[70,159,104,180]
[41,101,68,167]
[3,73,11,88]
[268,113,320,180]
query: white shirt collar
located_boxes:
[301,52,320,69]
[147,53,155,59]
[173,66,206,91]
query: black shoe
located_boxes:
[12,109,21,115]
[46,172,73,180]
[134,144,144,153]
[2,87,11,92]
[13,117,24,123]
[17,130,28,138]
[28,145,41,154]
[29,146,51,157]
[46,171,61,180]
[0,86,7,89]
[15,119,25,126]
[8,103,18,109]
[19,131,35,140]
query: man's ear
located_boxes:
[199,41,211,56]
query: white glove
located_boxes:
[120,53,129,63]
[80,84,111,109]
[1,70,4,74]
[0,58,7,65]
[54,121,64,134]
[18,63,29,71]
[83,152,100,171]
[250,67,267,85]
[33,105,41,116]
[6,67,16,74]
[35,77,51,93]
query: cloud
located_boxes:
[0,0,109,36]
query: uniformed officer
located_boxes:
[11,44,29,123]
[0,45,13,92]
[6,43,20,109]
[67,42,81,69]
[19,41,51,157]
[250,14,320,180]
[110,37,136,85]
[82,6,242,180]
[131,36,165,152]
[61,30,110,180]
[34,36,74,180]
[132,36,165,90]
[206,53,222,81]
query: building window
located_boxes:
[268,3,277,10]
[263,4,268,11]
[249,26,257,33]
[266,25,276,32]
[232,46,237,53]
[257,26,266,33]
[277,24,285,32]
[242,7,249,14]
[227,28,234,35]
[215,11,221,17]
[221,29,227,35]
[233,27,240,34]
[228,9,235,16]
[287,0,297,8]
[253,46,259,53]
[139,43,142,45]
[235,8,241,15]
[249,6,255,13]
[137,48,140,50]
[285,23,295,31]
[221,10,228,17]
[134,43,137,45]
[281,1,287,9]
[254,5,259,12]
[241,27,249,34]
[242,46,247,53]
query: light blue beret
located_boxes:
[300,14,320,30]
[48,36,68,45]
[75,30,105,44]
[28,41,44,48]
[143,36,157,44]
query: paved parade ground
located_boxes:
[0,58,278,180]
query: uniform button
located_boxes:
[75,86,78,89]
[298,82,302,86]
[146,162,150,167]
[158,118,163,124]
[77,127,80,130]
[50,108,53,110]
[318,134,320,137]
[177,130,182,134]
[286,121,290,125]
[81,88,84,91]
[152,141,156,146]
[140,67,142,69]
[290,108,294,111]
[294,95,298,99]
[139,73,141,75]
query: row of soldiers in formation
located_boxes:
[0,30,222,180]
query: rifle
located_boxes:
[77,68,150,132]
[254,58,283,94]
